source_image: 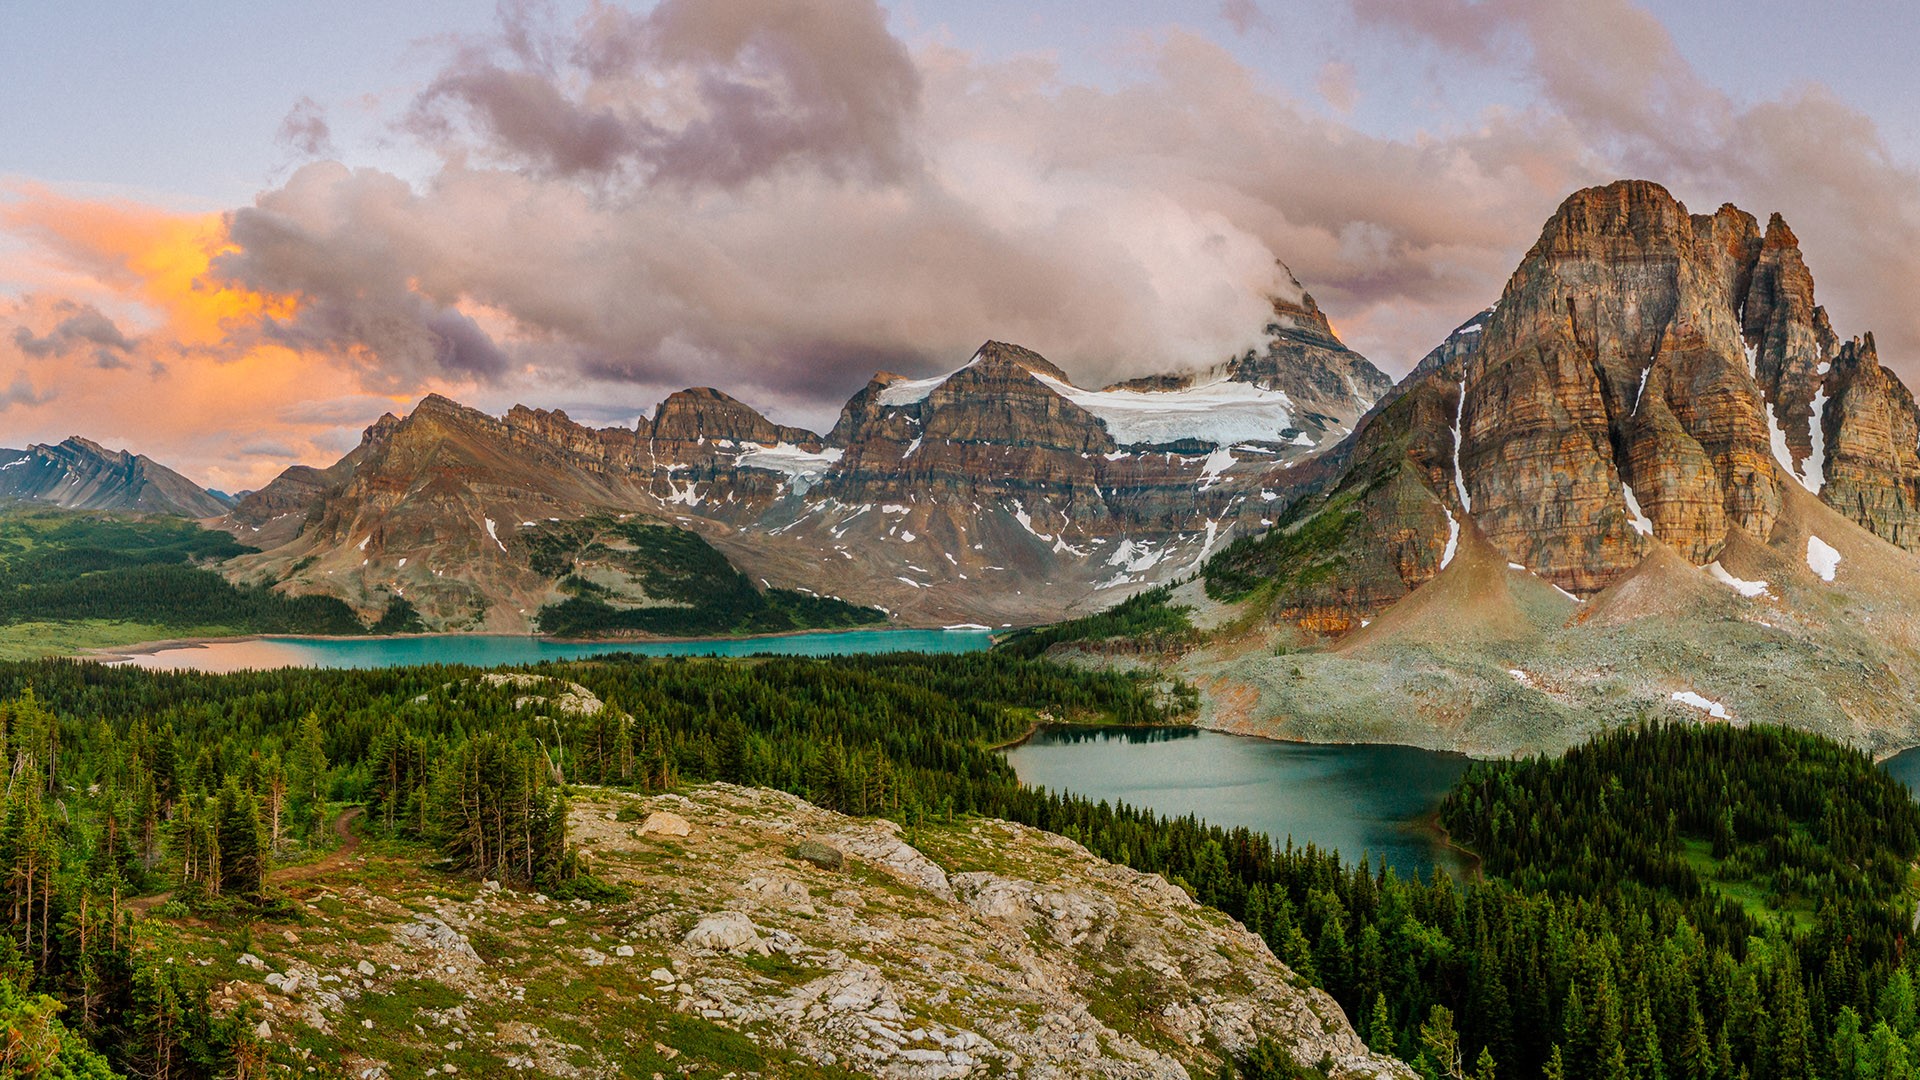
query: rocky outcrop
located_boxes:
[0,436,229,518]
[1820,334,1920,549]
[575,784,1410,1080]
[186,784,1411,1080]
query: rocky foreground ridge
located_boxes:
[173,783,1405,1080]
[208,285,1388,630]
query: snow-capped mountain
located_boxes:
[216,291,1391,630]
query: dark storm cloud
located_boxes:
[406,0,922,188]
[11,301,135,359]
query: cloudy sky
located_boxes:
[5,0,1920,491]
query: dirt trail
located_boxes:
[130,806,365,916]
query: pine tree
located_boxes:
[1832,1006,1864,1080]
[290,711,328,804]
[1368,992,1398,1056]
[1421,1005,1466,1080]
[215,781,268,900]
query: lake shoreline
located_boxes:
[82,626,997,672]
[78,625,989,664]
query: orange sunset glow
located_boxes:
[3,187,295,346]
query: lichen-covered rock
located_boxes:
[683,911,770,956]
[792,840,845,871]
[637,810,691,837]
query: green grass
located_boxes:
[1676,837,1817,931]
[0,619,231,661]
[1203,491,1359,603]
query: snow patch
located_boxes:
[1706,562,1769,597]
[1450,379,1473,512]
[1440,506,1461,570]
[356,535,370,551]
[1030,372,1297,447]
[734,443,844,495]
[875,350,984,406]
[1806,535,1841,582]
[483,518,507,553]
[1184,519,1222,570]
[1198,447,1236,487]
[1712,557,1766,591]
[1803,386,1827,493]
[1009,501,1053,543]
[1106,539,1164,574]
[1671,691,1729,719]
[1621,483,1654,536]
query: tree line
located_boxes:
[0,652,1914,1080]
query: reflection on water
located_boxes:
[111,628,992,674]
[1005,726,1471,878]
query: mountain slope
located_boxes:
[0,437,229,517]
[1183,179,1920,754]
[215,294,1392,632]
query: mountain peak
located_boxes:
[1762,211,1801,251]
[1,436,224,518]
[971,340,1071,383]
[57,435,122,461]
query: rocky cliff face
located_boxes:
[0,437,229,518]
[218,297,1392,631]
[1186,179,1920,755]
[1228,180,1920,638]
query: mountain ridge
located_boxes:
[211,299,1390,631]
[0,436,231,518]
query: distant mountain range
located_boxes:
[0,437,231,518]
[3,276,1390,631]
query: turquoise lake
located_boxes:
[111,627,993,673]
[1004,726,1472,878]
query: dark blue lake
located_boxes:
[1004,726,1472,878]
